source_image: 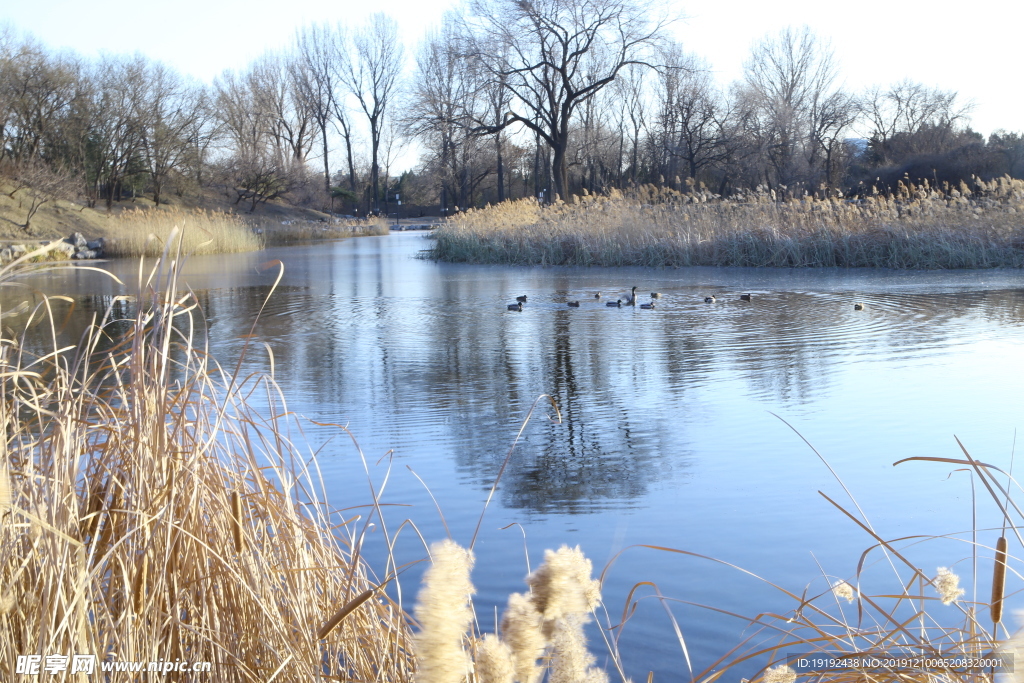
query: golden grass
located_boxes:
[0,245,413,681]
[432,176,1024,269]
[105,208,264,257]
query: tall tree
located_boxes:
[657,45,731,184]
[739,26,852,190]
[341,13,404,213]
[137,62,207,205]
[294,23,341,199]
[465,0,669,201]
[407,13,487,211]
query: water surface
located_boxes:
[12,232,1024,678]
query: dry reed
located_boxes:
[0,243,413,681]
[106,207,263,256]
[431,177,1024,269]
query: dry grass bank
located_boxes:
[105,208,263,256]
[0,251,412,681]
[432,176,1024,269]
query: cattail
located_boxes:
[992,537,1008,624]
[230,490,245,554]
[935,567,965,605]
[763,665,796,683]
[318,588,376,640]
[132,546,149,615]
[500,592,546,683]
[474,634,515,683]
[81,479,107,538]
[831,580,855,603]
[412,539,476,683]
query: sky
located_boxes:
[3,0,1023,163]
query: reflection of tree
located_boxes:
[20,240,1024,516]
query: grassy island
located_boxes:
[431,177,1024,269]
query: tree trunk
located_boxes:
[495,132,505,202]
[552,142,568,202]
[370,118,380,213]
[322,125,331,199]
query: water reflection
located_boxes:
[7,240,1024,520]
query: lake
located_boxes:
[12,231,1024,679]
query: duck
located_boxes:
[507,302,523,311]
[625,286,638,305]
[650,292,662,299]
[640,301,656,309]
[704,295,716,303]
[516,295,528,303]
[594,292,602,299]
[606,299,623,307]
[739,293,751,301]
[853,302,864,310]
[567,301,580,307]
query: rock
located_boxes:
[72,249,99,260]
[66,232,87,249]
[86,238,105,250]
[55,243,76,257]
[11,244,28,256]
[0,249,11,263]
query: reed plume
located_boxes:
[474,634,516,683]
[935,567,965,605]
[413,539,476,683]
[763,664,796,683]
[500,592,546,683]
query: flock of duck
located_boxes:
[507,289,867,311]
[507,287,760,311]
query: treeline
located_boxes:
[2,0,1023,227]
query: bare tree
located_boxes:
[86,55,149,209]
[614,63,649,185]
[739,26,852,190]
[1,36,81,166]
[859,80,973,165]
[137,62,207,205]
[406,13,486,211]
[294,23,341,199]
[9,157,76,232]
[340,14,404,213]
[251,53,315,168]
[656,45,732,184]
[465,0,670,201]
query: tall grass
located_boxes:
[431,176,1024,269]
[106,208,263,257]
[0,242,412,681]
